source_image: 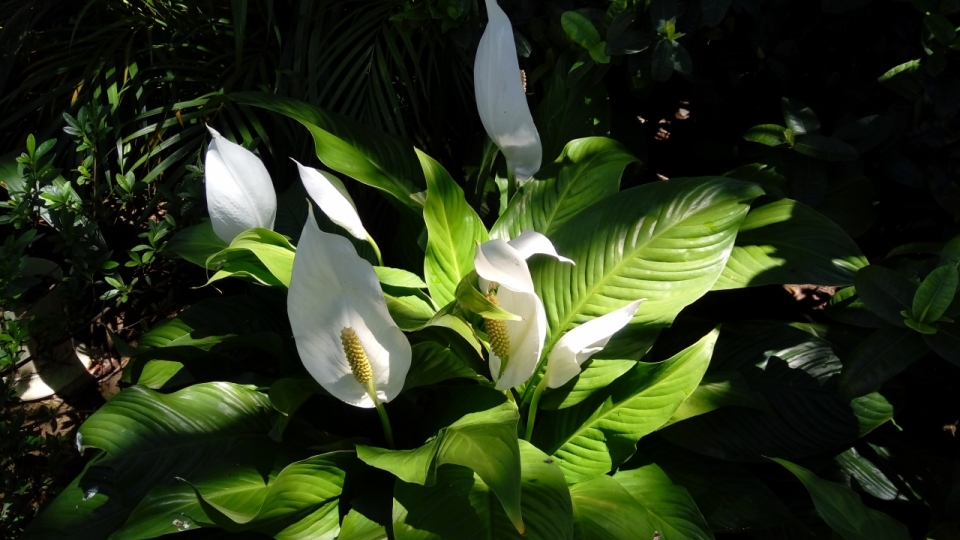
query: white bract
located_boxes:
[544,299,645,389]
[294,160,368,241]
[204,126,277,243]
[475,0,542,181]
[288,206,411,408]
[474,231,572,390]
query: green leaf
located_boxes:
[339,509,387,540]
[793,135,859,162]
[744,124,790,147]
[421,150,488,307]
[772,458,911,540]
[855,266,918,327]
[384,293,437,330]
[781,98,821,135]
[833,447,914,502]
[942,234,960,266]
[539,359,636,410]
[533,329,717,483]
[661,371,772,427]
[652,39,678,82]
[925,13,958,45]
[455,275,522,321]
[491,137,637,240]
[912,265,958,323]
[393,440,572,539]
[713,199,868,289]
[166,221,228,268]
[534,53,612,164]
[569,475,647,539]
[702,0,733,26]
[358,396,524,533]
[403,341,486,391]
[230,92,425,210]
[561,11,601,49]
[649,0,678,31]
[613,465,714,540]
[529,176,761,375]
[374,266,427,289]
[206,228,296,287]
[661,322,894,461]
[838,326,929,398]
[925,320,960,366]
[632,440,793,533]
[79,383,275,455]
[878,60,923,99]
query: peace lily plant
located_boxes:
[28,2,898,539]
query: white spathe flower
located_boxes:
[474,231,572,390]
[544,299,645,389]
[204,126,277,243]
[475,0,542,181]
[294,160,367,241]
[288,206,411,408]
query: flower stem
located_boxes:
[524,377,547,442]
[366,234,384,266]
[366,381,395,449]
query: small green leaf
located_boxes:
[744,124,789,146]
[771,458,911,540]
[455,274,522,321]
[561,11,601,48]
[781,98,821,134]
[374,266,427,289]
[912,265,958,323]
[206,228,296,287]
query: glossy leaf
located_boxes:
[529,176,761,379]
[392,441,572,539]
[206,228,296,287]
[539,359,636,410]
[613,465,714,540]
[911,264,958,323]
[713,199,868,289]
[781,98,821,135]
[358,396,523,533]
[744,124,789,147]
[839,327,929,398]
[491,137,637,241]
[374,267,427,289]
[230,92,425,210]
[568,475,646,539]
[78,383,275,455]
[421,150,488,306]
[533,329,717,483]
[772,458,910,540]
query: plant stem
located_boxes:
[366,234,384,266]
[366,381,395,449]
[524,377,547,441]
